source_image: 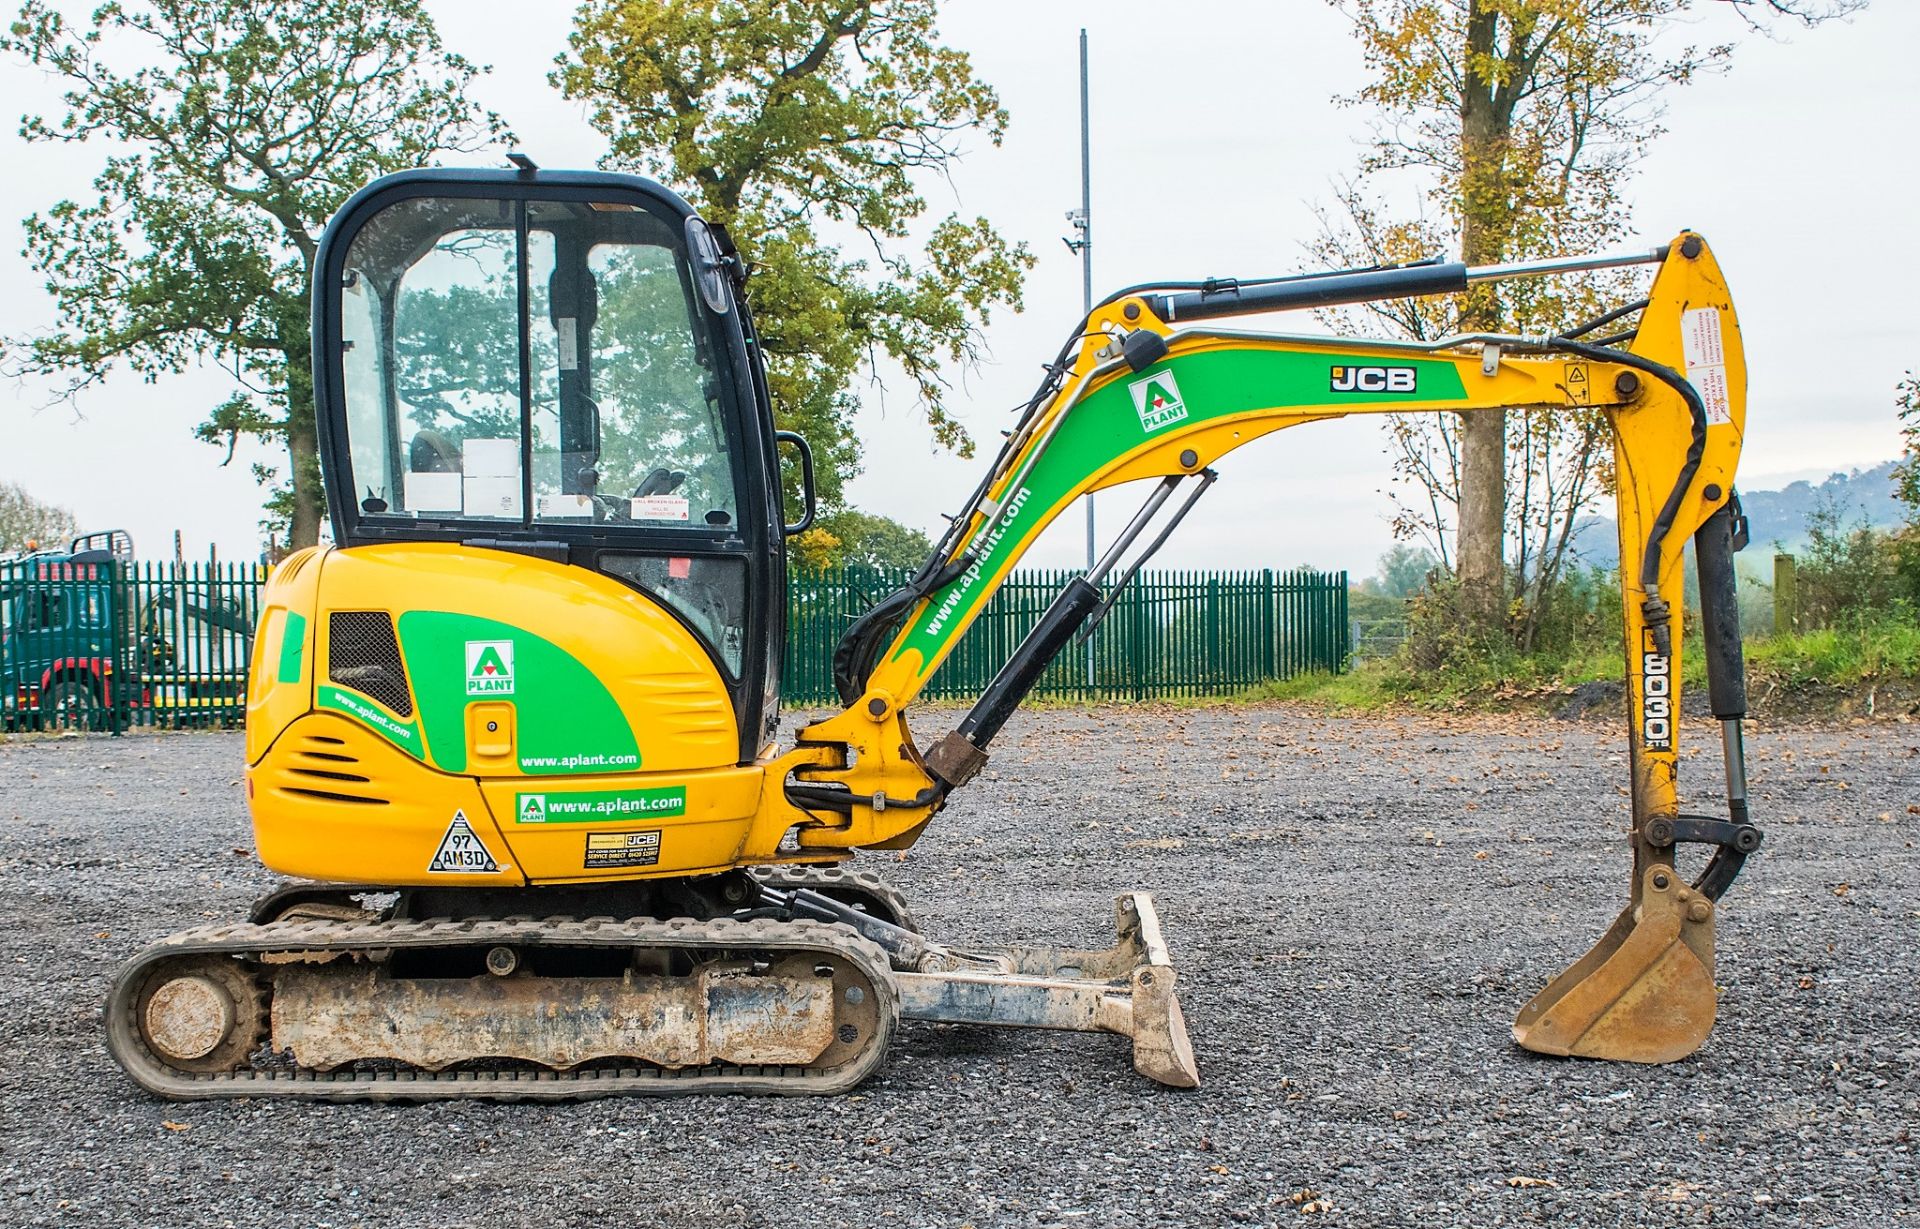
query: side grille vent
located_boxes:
[282,734,386,805]
[327,612,413,716]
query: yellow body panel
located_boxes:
[311,544,739,774]
[251,712,523,885]
[244,547,323,765]
[479,766,765,883]
[245,541,797,885]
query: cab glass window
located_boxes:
[335,195,738,529]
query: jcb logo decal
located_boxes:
[1330,365,1417,394]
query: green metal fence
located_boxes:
[1,556,264,733]
[2,556,1347,733]
[785,566,1349,705]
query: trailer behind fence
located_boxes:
[4,554,1348,733]
[1,550,265,733]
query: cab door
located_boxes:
[312,170,789,763]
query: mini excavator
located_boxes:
[107,166,1761,1100]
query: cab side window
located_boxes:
[21,592,66,632]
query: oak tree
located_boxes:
[3,0,508,547]
[791,507,934,570]
[1328,0,1860,638]
[553,0,1033,507]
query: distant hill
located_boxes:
[1571,460,1905,567]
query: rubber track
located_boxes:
[105,915,898,1102]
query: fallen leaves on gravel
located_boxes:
[1287,1189,1334,1214]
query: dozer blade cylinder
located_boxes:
[1512,866,1717,1063]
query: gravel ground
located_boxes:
[0,705,1915,1228]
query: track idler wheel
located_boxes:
[1512,865,1717,1064]
[129,956,267,1074]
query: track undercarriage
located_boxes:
[106,868,1199,1101]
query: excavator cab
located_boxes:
[311,168,802,759]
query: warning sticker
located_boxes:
[630,495,690,521]
[1680,307,1734,427]
[583,829,663,869]
[427,810,504,874]
[1564,362,1591,405]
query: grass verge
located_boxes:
[1250,617,1920,716]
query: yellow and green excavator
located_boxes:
[107,164,1760,1100]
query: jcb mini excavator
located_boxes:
[107,166,1760,1100]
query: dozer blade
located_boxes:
[896,891,1201,1089]
[1513,865,1718,1064]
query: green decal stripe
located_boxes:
[891,349,1467,672]
[514,787,687,824]
[317,684,423,758]
[277,610,306,685]
[396,611,639,776]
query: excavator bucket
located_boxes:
[1512,866,1718,1064]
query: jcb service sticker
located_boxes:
[583,830,662,869]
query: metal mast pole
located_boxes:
[1078,28,1095,687]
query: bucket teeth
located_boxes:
[1513,866,1717,1064]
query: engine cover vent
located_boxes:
[327,611,413,717]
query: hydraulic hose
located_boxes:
[1547,337,1708,658]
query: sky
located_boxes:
[1,0,1914,577]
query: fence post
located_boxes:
[1773,553,1797,636]
[1130,577,1145,702]
[1205,573,1220,685]
[1259,569,1274,681]
[1335,572,1350,672]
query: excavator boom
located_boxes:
[792,231,1756,1064]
